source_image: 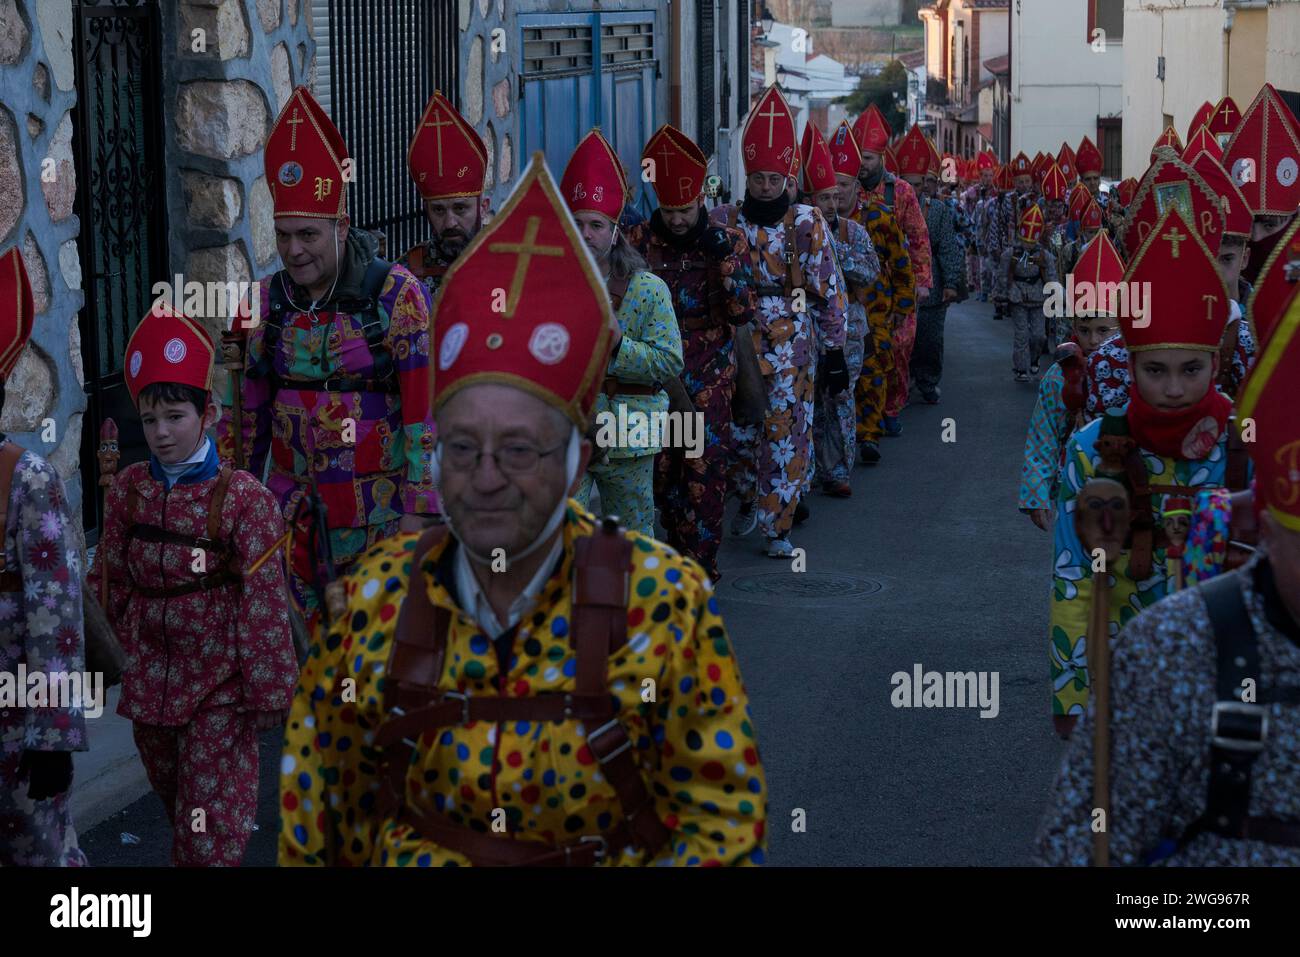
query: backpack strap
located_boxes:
[783,206,804,293]
[1178,569,1300,850]
[1123,444,1156,582]
[1226,416,1249,493]
[0,442,24,579]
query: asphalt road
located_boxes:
[81,296,1066,866]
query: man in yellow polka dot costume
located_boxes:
[278,155,768,866]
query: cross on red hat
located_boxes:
[408,90,487,200]
[1208,96,1242,149]
[800,122,837,194]
[828,121,863,178]
[1187,101,1216,143]
[433,153,614,428]
[561,128,628,223]
[852,104,892,155]
[641,124,707,209]
[124,303,217,405]
[1017,204,1045,244]
[893,125,931,179]
[265,86,349,220]
[1116,177,1139,208]
[742,85,798,178]
[1123,149,1225,256]
[1150,125,1185,163]
[0,247,33,382]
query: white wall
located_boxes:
[831,0,903,28]
[1012,0,1122,160]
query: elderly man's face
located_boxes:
[436,384,588,558]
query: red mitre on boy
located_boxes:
[408,90,487,200]
[1150,124,1184,163]
[1032,152,1051,185]
[1115,177,1139,208]
[1070,231,1125,316]
[1079,197,1103,233]
[800,122,837,194]
[1236,295,1300,531]
[1010,151,1032,178]
[1123,149,1225,255]
[742,85,797,177]
[893,125,931,179]
[1180,124,1223,165]
[1245,217,1300,348]
[0,246,33,382]
[1223,83,1300,217]
[977,150,996,174]
[1075,136,1103,178]
[1185,149,1252,239]
[433,154,614,428]
[995,164,1013,191]
[1056,142,1078,184]
[1017,204,1045,244]
[125,303,217,404]
[642,124,706,209]
[1041,162,1068,203]
[1208,96,1242,149]
[828,121,862,178]
[561,128,628,222]
[1120,206,1229,353]
[265,86,349,219]
[852,103,891,155]
[1187,102,1215,142]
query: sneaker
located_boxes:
[1014,371,1029,382]
[766,537,794,558]
[730,504,758,537]
[1030,363,1040,375]
[919,387,940,404]
[822,479,852,498]
[858,442,882,465]
[794,499,811,525]
[883,416,903,437]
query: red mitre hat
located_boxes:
[642,124,706,209]
[1010,151,1033,178]
[828,120,863,177]
[1120,207,1229,353]
[433,154,614,428]
[894,125,931,178]
[1116,177,1139,208]
[1223,83,1300,217]
[0,247,33,381]
[1181,124,1223,165]
[995,163,1013,191]
[1150,125,1185,163]
[1208,96,1242,148]
[852,103,891,154]
[882,143,899,175]
[1245,216,1300,348]
[1041,162,1068,202]
[742,85,798,177]
[265,86,349,219]
[1076,136,1103,177]
[1070,230,1126,317]
[408,90,487,200]
[561,128,628,223]
[1236,296,1300,531]
[1187,102,1216,143]
[790,144,802,181]
[124,303,217,405]
[1185,149,1252,238]
[928,142,943,178]
[1067,182,1090,220]
[800,122,837,194]
[977,150,997,173]
[1079,197,1104,233]
[1056,142,1078,183]
[1123,149,1225,256]
[1017,204,1045,244]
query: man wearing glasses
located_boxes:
[279,157,768,867]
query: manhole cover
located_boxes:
[727,572,884,605]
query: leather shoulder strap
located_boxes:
[784,207,804,291]
[0,443,24,573]
[571,518,633,692]
[207,466,233,542]
[1226,417,1249,493]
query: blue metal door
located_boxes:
[519,10,658,217]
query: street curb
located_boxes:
[71,688,152,833]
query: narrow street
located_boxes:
[80,296,1067,866]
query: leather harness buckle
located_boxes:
[444,690,471,725]
[574,835,608,864]
[1211,701,1268,753]
[587,718,633,764]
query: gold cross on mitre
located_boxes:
[1215,101,1235,126]
[286,108,304,151]
[758,99,784,149]
[424,106,456,177]
[488,216,564,318]
[1161,224,1187,258]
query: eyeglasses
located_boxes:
[439,438,566,476]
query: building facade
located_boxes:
[918,0,1006,156]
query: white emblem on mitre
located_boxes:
[529,323,570,365]
[163,337,187,364]
[1276,156,1298,188]
[439,322,469,371]
[129,350,143,378]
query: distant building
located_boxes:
[918,0,1007,156]
[831,0,904,27]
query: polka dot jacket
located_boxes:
[278,502,768,866]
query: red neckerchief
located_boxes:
[1125,356,1232,459]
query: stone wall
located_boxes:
[162,0,315,345]
[0,0,88,556]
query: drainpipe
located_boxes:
[671,0,683,128]
[1223,6,1235,101]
